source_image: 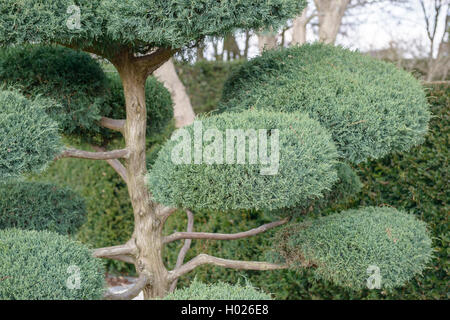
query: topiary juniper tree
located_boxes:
[0,1,433,300]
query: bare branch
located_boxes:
[164,218,288,244]
[93,243,137,264]
[134,47,179,75]
[170,210,194,292]
[56,148,129,161]
[104,274,149,300]
[169,254,287,281]
[100,117,125,133]
[92,146,128,182]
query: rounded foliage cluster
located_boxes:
[148,110,338,211]
[0,45,107,135]
[0,181,86,235]
[0,0,306,53]
[0,228,105,300]
[0,90,62,178]
[164,279,271,300]
[219,43,430,163]
[270,206,433,290]
[0,45,174,144]
[100,73,173,143]
[266,162,362,219]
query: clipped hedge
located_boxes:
[164,278,271,300]
[176,60,244,114]
[149,110,338,211]
[0,229,105,300]
[269,207,432,290]
[0,90,62,178]
[219,44,430,164]
[0,181,86,235]
[0,45,107,135]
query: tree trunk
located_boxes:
[291,7,309,45]
[314,0,350,44]
[258,27,277,53]
[114,53,170,299]
[154,59,195,128]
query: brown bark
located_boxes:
[164,218,288,243]
[258,27,278,53]
[111,50,172,299]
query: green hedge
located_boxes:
[0,228,105,300]
[0,181,86,235]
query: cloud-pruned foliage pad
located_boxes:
[0,45,173,144]
[148,110,338,211]
[0,90,62,178]
[219,44,430,163]
[270,206,433,289]
[0,228,105,299]
[266,162,362,219]
[0,0,306,53]
[0,45,107,135]
[164,278,271,300]
[0,181,86,235]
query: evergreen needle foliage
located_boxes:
[219,44,430,163]
[0,229,105,300]
[0,181,86,235]
[0,90,62,178]
[164,278,271,300]
[270,206,433,290]
[148,110,339,211]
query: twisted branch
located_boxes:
[56,148,129,160]
[92,146,128,182]
[100,117,126,133]
[169,210,194,292]
[164,218,288,244]
[169,254,287,281]
[93,243,137,264]
[104,274,149,300]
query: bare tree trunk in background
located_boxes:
[244,31,251,59]
[258,27,278,53]
[292,6,310,45]
[420,0,448,81]
[154,59,195,128]
[314,0,350,44]
[223,34,242,61]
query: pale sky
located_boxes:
[202,0,449,60]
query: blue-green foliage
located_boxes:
[219,44,430,163]
[270,207,433,290]
[0,90,62,178]
[164,278,271,300]
[265,162,362,219]
[0,228,105,299]
[0,1,306,54]
[0,45,174,144]
[0,181,86,235]
[0,45,107,135]
[148,110,339,211]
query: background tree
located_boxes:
[0,1,434,300]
